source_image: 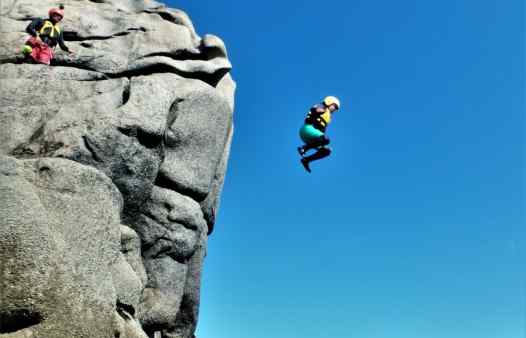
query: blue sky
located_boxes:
[168,1,525,337]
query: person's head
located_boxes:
[323,96,340,112]
[48,5,64,23]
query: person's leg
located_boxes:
[300,146,331,173]
[40,45,53,65]
[304,146,331,162]
[305,147,332,162]
[30,43,53,65]
[299,134,329,154]
[298,124,328,156]
[305,135,329,150]
[30,44,42,63]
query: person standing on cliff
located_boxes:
[23,5,73,65]
[297,96,341,173]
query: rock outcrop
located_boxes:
[0,1,235,337]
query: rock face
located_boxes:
[0,1,235,337]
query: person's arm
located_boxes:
[305,104,324,124]
[26,18,44,37]
[57,30,70,52]
[309,104,326,116]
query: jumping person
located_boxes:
[297,96,341,173]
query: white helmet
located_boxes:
[323,96,340,109]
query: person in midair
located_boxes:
[23,5,72,65]
[297,96,341,173]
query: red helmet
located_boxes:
[48,7,64,19]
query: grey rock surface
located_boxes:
[0,156,138,337]
[0,1,235,337]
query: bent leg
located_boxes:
[299,135,330,157]
[304,146,331,163]
[30,44,53,65]
[303,135,330,152]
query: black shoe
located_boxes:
[297,146,305,157]
[300,158,311,173]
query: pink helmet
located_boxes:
[48,6,64,19]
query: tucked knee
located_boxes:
[320,135,330,146]
[319,146,331,156]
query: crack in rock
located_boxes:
[63,27,147,42]
[0,309,42,334]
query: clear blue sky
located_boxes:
[168,1,525,337]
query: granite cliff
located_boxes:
[0,1,235,337]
